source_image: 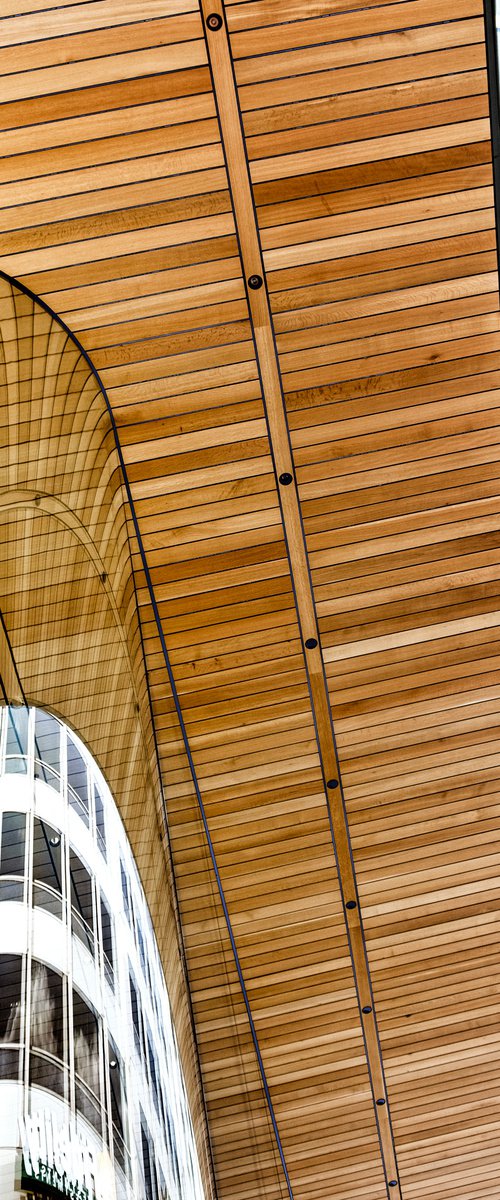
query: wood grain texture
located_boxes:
[0,0,499,1197]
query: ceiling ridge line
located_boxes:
[201,3,402,1195]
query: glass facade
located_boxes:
[0,705,205,1200]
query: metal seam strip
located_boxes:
[200,2,402,1194]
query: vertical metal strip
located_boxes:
[200,3,402,1194]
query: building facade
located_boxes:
[0,704,205,1200]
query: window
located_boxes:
[147,1026,161,1119]
[67,734,89,826]
[0,810,26,901]
[0,953,22,1080]
[94,783,106,857]
[30,961,66,1098]
[129,969,142,1055]
[69,848,94,955]
[32,817,63,917]
[34,708,60,791]
[120,859,131,924]
[100,893,114,989]
[141,1112,158,1200]
[4,706,28,772]
[73,988,102,1135]
[108,1038,128,1174]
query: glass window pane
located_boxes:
[108,1038,125,1137]
[32,818,62,894]
[141,1114,158,1200]
[29,1052,67,1097]
[100,894,114,987]
[120,861,130,923]
[30,961,65,1061]
[0,953,22,1044]
[73,989,100,1099]
[67,735,89,825]
[94,784,106,857]
[69,849,94,954]
[129,971,141,1054]
[0,1047,20,1080]
[0,879,23,902]
[0,811,26,879]
[34,709,60,790]
[5,707,28,771]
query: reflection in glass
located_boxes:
[129,970,142,1055]
[34,708,60,791]
[0,811,26,899]
[30,961,65,1060]
[100,894,114,988]
[32,817,62,917]
[73,988,102,1133]
[5,706,28,772]
[120,859,130,923]
[109,1038,127,1172]
[30,961,66,1097]
[0,953,22,1050]
[147,1028,160,1119]
[70,849,94,955]
[141,1112,159,1200]
[67,734,89,825]
[94,784,106,857]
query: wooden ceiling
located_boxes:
[1,1,500,1199]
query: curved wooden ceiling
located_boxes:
[0,1,500,1199]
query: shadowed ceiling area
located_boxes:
[1,1,500,1198]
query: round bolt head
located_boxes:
[326,778,338,790]
[248,274,263,289]
[206,12,222,28]
[305,637,317,649]
[346,900,357,910]
[279,472,293,485]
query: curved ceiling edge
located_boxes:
[0,270,217,1200]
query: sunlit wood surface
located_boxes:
[0,1,499,1198]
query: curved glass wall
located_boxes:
[0,705,205,1200]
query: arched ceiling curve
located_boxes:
[0,274,215,1195]
[1,3,500,1199]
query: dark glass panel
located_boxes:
[34,709,60,790]
[69,849,94,954]
[0,878,23,902]
[0,1047,19,1079]
[100,894,114,987]
[113,1125,127,1175]
[73,989,101,1103]
[0,953,22,1044]
[67,735,89,825]
[94,785,106,857]
[30,962,65,1062]
[137,915,147,979]
[5,707,28,771]
[75,1077,103,1135]
[0,810,26,878]
[147,1029,160,1118]
[32,818,62,894]
[141,1115,158,1200]
[33,884,63,919]
[129,971,141,1055]
[120,861,130,923]
[109,1038,129,1171]
[29,1051,66,1098]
